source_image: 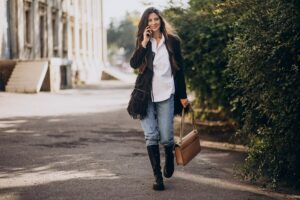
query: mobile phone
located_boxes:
[146,31,152,37]
[146,27,152,37]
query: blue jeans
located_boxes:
[140,95,174,147]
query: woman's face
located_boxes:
[148,12,161,33]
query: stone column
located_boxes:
[0,0,10,58]
[74,1,80,66]
[100,0,107,66]
[67,0,73,60]
[33,0,39,59]
[47,0,53,58]
[86,0,90,61]
[8,0,18,59]
[93,0,98,68]
[0,0,4,57]
[82,0,88,81]
[57,1,63,57]
[74,0,84,81]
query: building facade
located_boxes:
[0,0,106,92]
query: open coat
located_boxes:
[127,34,187,119]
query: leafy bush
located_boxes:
[164,0,232,111]
[165,0,300,187]
[224,0,300,187]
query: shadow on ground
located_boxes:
[0,109,295,200]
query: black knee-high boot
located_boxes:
[147,145,164,191]
[163,145,174,178]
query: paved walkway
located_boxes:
[0,81,299,200]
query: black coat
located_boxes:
[128,35,187,118]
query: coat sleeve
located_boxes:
[175,39,187,99]
[129,45,148,69]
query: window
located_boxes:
[24,1,32,47]
[39,2,47,58]
[52,8,58,56]
[62,13,68,58]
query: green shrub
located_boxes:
[164,0,232,112]
[224,0,300,187]
[165,0,300,187]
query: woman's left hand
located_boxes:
[180,98,189,108]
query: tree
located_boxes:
[164,0,232,112]
[107,12,139,62]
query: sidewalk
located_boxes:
[0,80,133,118]
[0,81,299,200]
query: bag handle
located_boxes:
[179,106,197,144]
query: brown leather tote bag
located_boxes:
[175,107,201,166]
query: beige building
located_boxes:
[0,0,106,92]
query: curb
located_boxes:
[174,117,248,153]
[200,140,248,152]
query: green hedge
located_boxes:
[225,0,300,187]
[165,0,300,187]
[165,0,232,111]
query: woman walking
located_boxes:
[128,7,189,191]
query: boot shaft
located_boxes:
[147,145,162,175]
[164,145,175,178]
[147,145,164,190]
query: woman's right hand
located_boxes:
[142,26,152,48]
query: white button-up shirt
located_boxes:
[150,35,175,102]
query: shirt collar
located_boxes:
[150,34,165,53]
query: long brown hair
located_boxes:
[135,7,180,73]
[136,7,177,48]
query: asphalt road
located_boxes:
[0,81,297,200]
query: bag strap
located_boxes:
[179,106,197,144]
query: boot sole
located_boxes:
[153,185,165,191]
[163,167,174,178]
